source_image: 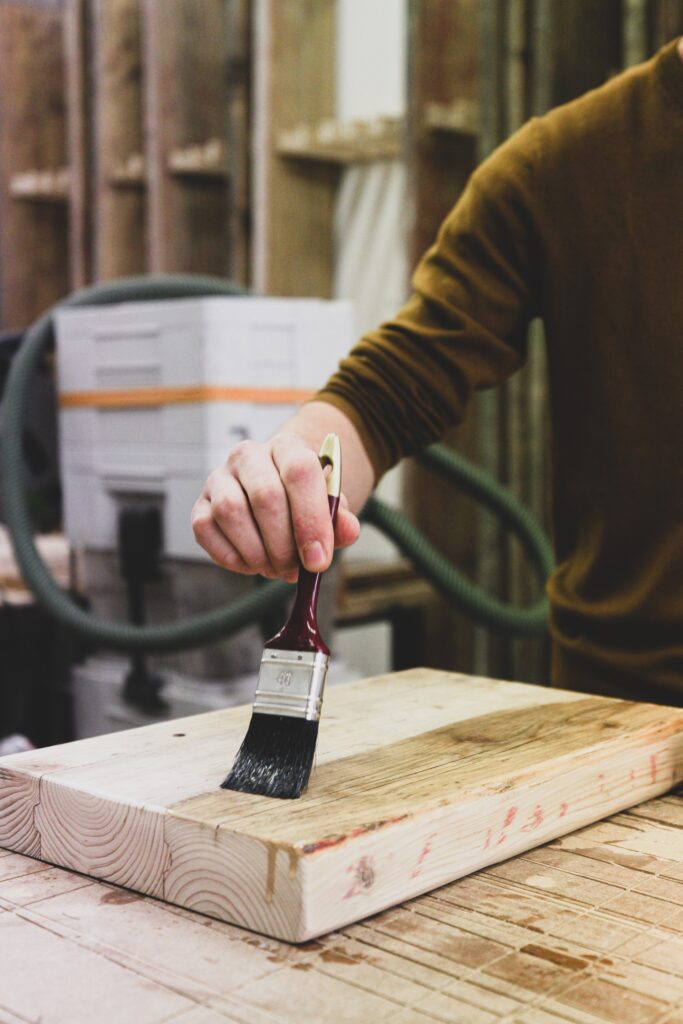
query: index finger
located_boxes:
[271,437,334,573]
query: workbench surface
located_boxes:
[2,794,683,1023]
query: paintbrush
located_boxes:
[221,433,341,799]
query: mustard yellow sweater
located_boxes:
[317,40,683,702]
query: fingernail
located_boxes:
[303,541,325,570]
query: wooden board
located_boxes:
[2,670,683,943]
[252,0,337,297]
[91,0,147,281]
[143,0,231,276]
[0,1,69,330]
[405,0,481,678]
[6,795,683,1022]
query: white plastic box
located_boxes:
[55,296,355,558]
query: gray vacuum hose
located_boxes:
[0,275,553,652]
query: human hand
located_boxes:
[192,433,360,581]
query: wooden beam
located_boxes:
[225,0,251,286]
[0,1,69,329]
[65,0,91,289]
[2,670,683,942]
[405,0,480,675]
[253,0,337,297]
[91,0,146,281]
[143,0,231,276]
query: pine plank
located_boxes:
[0,1,69,329]
[143,0,231,276]
[252,0,337,297]
[5,791,683,1021]
[2,670,683,943]
[91,0,146,280]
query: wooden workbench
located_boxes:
[2,793,683,1023]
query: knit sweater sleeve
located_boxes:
[314,117,544,479]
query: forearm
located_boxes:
[277,399,376,513]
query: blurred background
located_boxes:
[0,0,681,751]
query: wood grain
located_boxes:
[405,0,482,677]
[65,0,91,289]
[0,2,69,329]
[5,793,683,1020]
[2,670,683,943]
[143,0,231,276]
[92,0,146,280]
[253,0,337,297]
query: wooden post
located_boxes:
[252,0,337,297]
[404,0,480,675]
[0,1,69,329]
[143,0,231,276]
[65,0,92,289]
[225,0,252,286]
[91,0,146,281]
[651,0,683,47]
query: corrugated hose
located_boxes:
[0,275,554,653]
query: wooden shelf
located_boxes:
[278,116,403,165]
[88,0,147,280]
[337,559,434,623]
[108,152,146,189]
[144,0,232,276]
[168,138,228,178]
[424,98,479,137]
[254,0,336,297]
[0,2,69,329]
[9,167,70,203]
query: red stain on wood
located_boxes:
[521,805,544,832]
[503,806,518,828]
[302,815,408,855]
[411,832,437,878]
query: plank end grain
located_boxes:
[2,670,683,942]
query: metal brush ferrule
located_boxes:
[254,648,330,721]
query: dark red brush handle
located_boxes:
[266,493,340,656]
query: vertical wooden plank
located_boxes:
[225,0,251,286]
[65,0,92,289]
[92,0,146,280]
[475,0,508,679]
[651,0,683,48]
[143,0,231,276]
[404,0,480,674]
[502,0,546,683]
[253,0,337,298]
[545,0,622,101]
[623,0,649,65]
[0,1,69,329]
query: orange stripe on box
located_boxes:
[58,385,317,409]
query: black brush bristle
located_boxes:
[221,712,319,799]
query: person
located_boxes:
[193,38,683,704]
